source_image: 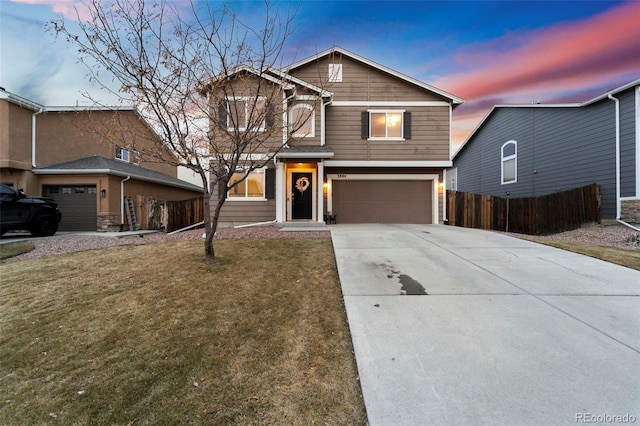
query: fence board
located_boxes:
[447,184,600,235]
[142,196,204,232]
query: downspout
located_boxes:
[234,219,277,229]
[121,175,131,228]
[607,93,640,231]
[32,107,45,167]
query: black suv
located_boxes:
[0,184,62,236]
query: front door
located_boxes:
[292,172,313,219]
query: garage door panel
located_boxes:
[44,185,97,231]
[333,180,432,224]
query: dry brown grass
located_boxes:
[0,238,367,425]
[0,241,35,260]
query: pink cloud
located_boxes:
[11,0,93,21]
[434,1,640,102]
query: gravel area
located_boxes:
[1,226,330,264]
[3,223,638,264]
[505,223,640,250]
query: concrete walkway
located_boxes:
[330,224,640,426]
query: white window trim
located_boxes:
[289,104,315,138]
[227,167,267,201]
[501,140,517,185]
[367,109,405,141]
[115,146,130,162]
[227,96,267,131]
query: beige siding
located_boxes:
[291,55,447,102]
[217,199,276,225]
[34,110,177,176]
[0,100,33,171]
[325,106,450,161]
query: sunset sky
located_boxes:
[1,0,639,149]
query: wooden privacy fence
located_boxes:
[137,196,204,233]
[447,184,601,235]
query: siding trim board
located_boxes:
[332,101,451,107]
[325,160,452,167]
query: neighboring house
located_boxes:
[213,47,464,226]
[450,79,640,223]
[0,89,202,231]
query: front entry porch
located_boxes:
[275,160,326,225]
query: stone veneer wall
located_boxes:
[621,200,640,223]
[97,214,122,232]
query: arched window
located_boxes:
[289,104,315,137]
[501,140,517,184]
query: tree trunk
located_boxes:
[202,188,216,265]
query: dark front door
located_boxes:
[292,172,313,219]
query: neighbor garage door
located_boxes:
[44,185,97,231]
[332,180,432,223]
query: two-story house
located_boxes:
[213,47,463,226]
[0,89,202,232]
[450,79,639,224]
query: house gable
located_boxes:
[288,47,463,105]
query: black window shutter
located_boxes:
[265,168,275,199]
[361,111,369,139]
[218,102,227,129]
[403,111,411,139]
[265,104,275,128]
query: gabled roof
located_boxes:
[287,46,464,106]
[206,65,332,98]
[453,78,640,160]
[33,155,203,191]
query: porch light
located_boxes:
[100,189,107,198]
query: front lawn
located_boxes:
[0,238,367,424]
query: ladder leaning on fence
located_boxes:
[125,197,141,231]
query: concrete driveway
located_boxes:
[330,224,640,426]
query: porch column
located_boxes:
[317,161,324,223]
[275,160,285,223]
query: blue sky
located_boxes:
[1,0,639,147]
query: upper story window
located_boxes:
[362,110,411,141]
[225,97,268,131]
[289,104,315,137]
[328,63,342,82]
[228,168,266,199]
[501,140,517,184]
[115,146,129,162]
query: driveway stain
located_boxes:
[398,274,428,295]
[375,263,428,295]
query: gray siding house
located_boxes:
[450,79,640,222]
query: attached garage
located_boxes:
[44,185,97,231]
[331,179,433,224]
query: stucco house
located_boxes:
[0,89,202,232]
[449,79,640,224]
[212,47,464,226]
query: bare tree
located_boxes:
[50,0,321,264]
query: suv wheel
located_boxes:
[30,215,59,237]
